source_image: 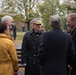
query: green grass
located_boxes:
[16,32,25,42]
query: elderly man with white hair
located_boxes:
[1,15,13,30]
[39,14,75,75]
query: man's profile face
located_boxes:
[6,18,13,29]
[67,17,75,29]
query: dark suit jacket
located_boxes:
[71,27,76,68]
[39,27,75,75]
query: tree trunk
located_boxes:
[27,21,30,30]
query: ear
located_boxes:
[73,20,76,24]
[5,20,8,24]
[74,20,76,24]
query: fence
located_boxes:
[16,49,24,68]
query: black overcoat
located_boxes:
[39,27,75,75]
[21,29,43,75]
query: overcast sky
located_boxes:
[60,0,63,4]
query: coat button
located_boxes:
[33,62,35,64]
[34,47,35,49]
[34,55,36,56]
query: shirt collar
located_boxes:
[30,29,43,34]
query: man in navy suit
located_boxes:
[39,14,75,75]
[67,13,76,75]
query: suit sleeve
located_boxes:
[39,32,48,65]
[67,36,75,67]
[9,41,19,71]
[21,33,28,64]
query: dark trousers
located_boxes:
[25,62,40,75]
[71,68,76,75]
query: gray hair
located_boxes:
[68,13,76,21]
[1,15,13,23]
[50,14,61,27]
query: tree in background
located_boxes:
[0,0,41,30]
[38,0,67,31]
[0,0,76,31]
[63,0,76,13]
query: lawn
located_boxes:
[16,32,25,43]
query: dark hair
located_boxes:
[0,22,7,33]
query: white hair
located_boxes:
[1,15,13,23]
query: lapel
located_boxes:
[29,29,42,43]
[71,26,76,36]
[31,33,37,43]
[53,27,62,31]
[29,29,36,43]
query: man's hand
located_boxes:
[68,65,73,71]
[14,71,18,75]
[68,65,73,75]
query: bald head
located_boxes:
[50,14,61,28]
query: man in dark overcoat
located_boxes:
[67,13,76,75]
[12,24,16,40]
[21,18,44,75]
[39,14,75,75]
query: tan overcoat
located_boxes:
[0,34,19,75]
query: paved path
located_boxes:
[14,40,22,49]
[14,40,25,75]
[18,68,25,75]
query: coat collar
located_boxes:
[53,27,62,31]
[30,29,43,35]
[0,34,14,41]
[71,26,76,35]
